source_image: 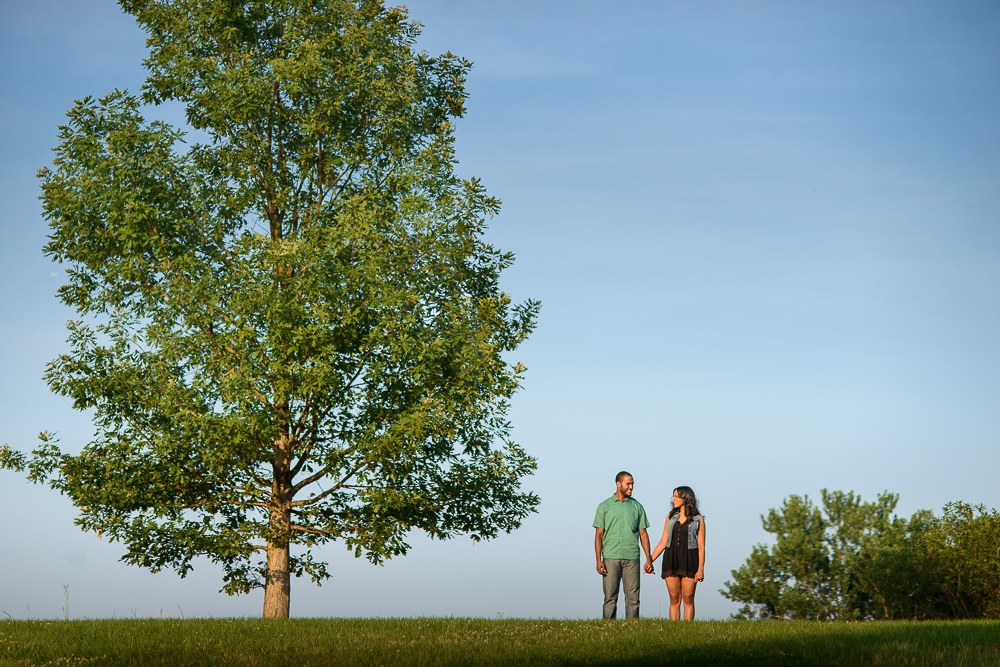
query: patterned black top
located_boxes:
[661,518,700,579]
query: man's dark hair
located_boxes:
[615,471,632,484]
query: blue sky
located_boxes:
[2,0,998,620]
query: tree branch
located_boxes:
[291,461,369,507]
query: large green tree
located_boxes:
[0,0,539,618]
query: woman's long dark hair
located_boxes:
[668,486,700,519]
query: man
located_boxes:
[593,471,655,619]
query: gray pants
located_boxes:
[602,558,640,619]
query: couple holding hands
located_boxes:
[593,471,706,620]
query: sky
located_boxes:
[1,0,999,621]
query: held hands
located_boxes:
[596,560,657,575]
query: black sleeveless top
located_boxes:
[661,518,700,579]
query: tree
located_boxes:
[723,492,1000,621]
[847,505,937,620]
[885,502,1000,619]
[0,0,540,619]
[721,490,919,620]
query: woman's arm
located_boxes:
[696,517,706,581]
[650,515,671,562]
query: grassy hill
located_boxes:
[2,617,999,666]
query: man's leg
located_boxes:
[602,558,622,620]
[622,558,641,619]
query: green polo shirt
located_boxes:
[593,494,650,560]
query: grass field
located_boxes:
[2,617,999,666]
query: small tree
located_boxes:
[0,0,539,619]
[721,490,913,620]
[723,492,1000,621]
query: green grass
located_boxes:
[2,618,999,666]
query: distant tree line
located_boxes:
[722,490,1000,620]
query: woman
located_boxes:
[650,486,706,620]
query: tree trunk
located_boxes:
[263,430,293,618]
[263,520,291,618]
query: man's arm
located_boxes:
[595,528,607,575]
[640,528,654,574]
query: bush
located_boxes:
[723,493,1000,620]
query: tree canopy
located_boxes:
[0,0,540,618]
[722,491,1000,620]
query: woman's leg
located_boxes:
[681,577,698,620]
[664,577,682,620]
